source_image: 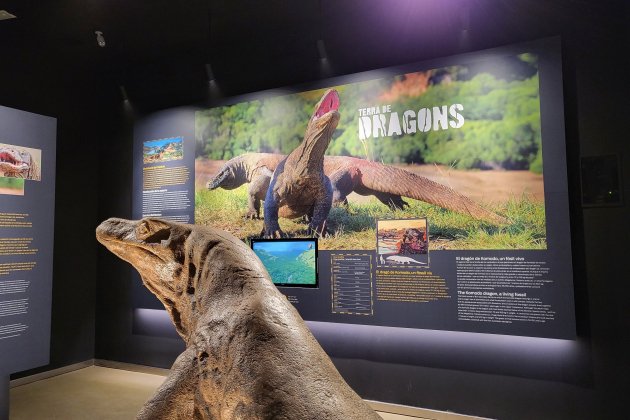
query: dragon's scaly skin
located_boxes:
[261,89,341,237]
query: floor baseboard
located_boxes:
[9,359,95,388]
[93,359,170,377]
[368,400,492,420]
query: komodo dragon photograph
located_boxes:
[96,217,382,420]
[0,144,41,181]
[207,152,507,225]
[200,90,508,244]
[194,62,546,250]
[260,88,340,238]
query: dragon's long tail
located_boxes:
[360,163,508,224]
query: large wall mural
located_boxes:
[132,39,575,339]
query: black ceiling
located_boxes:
[0,0,626,111]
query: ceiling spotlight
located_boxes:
[119,85,129,102]
[205,64,215,82]
[0,10,17,21]
[317,39,328,60]
[95,31,106,47]
[459,5,470,32]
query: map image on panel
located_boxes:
[377,218,428,266]
[251,239,318,287]
[143,137,183,164]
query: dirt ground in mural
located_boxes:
[195,158,545,204]
[0,187,24,196]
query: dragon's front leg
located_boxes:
[246,171,273,219]
[307,180,333,237]
[261,185,286,238]
[137,347,198,419]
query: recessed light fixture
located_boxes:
[119,85,129,102]
[95,30,106,47]
[205,64,215,82]
[0,10,17,21]
[317,39,328,60]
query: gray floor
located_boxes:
[9,366,428,420]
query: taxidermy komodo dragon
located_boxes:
[96,217,382,420]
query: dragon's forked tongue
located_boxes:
[314,90,340,119]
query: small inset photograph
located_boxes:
[250,238,318,288]
[143,137,183,164]
[0,177,25,195]
[377,218,429,266]
[0,143,42,181]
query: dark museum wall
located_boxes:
[2,1,628,419]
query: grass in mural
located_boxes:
[195,187,546,250]
[0,177,24,189]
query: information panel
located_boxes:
[331,254,374,316]
[132,38,575,339]
[0,105,56,374]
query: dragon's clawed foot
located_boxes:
[306,222,328,238]
[244,211,260,220]
[260,225,286,239]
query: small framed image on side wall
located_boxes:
[580,154,623,207]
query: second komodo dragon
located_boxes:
[208,153,507,225]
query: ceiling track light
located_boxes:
[119,85,129,102]
[205,64,215,82]
[0,10,17,21]
[459,5,470,32]
[317,39,328,60]
[95,30,106,47]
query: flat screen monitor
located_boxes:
[250,238,318,288]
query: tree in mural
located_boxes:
[195,54,542,173]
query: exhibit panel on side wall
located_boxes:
[0,106,56,375]
[131,38,575,342]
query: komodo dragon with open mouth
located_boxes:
[207,152,507,225]
[96,217,382,420]
[0,146,40,180]
[261,89,341,237]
